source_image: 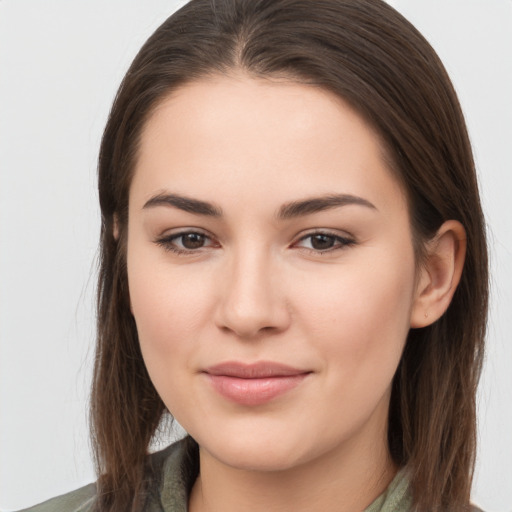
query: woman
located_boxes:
[22,0,488,510]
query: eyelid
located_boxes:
[292,229,356,253]
[153,227,356,256]
[154,228,219,255]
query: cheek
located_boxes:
[287,255,416,446]
[127,246,215,366]
[294,252,415,379]
[127,266,214,420]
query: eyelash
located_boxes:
[155,230,216,255]
[295,230,356,254]
[154,230,356,256]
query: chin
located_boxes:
[193,427,310,472]
[209,444,305,473]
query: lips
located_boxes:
[203,361,311,406]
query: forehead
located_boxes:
[131,74,407,216]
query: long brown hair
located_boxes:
[91,1,488,510]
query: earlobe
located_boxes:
[410,220,466,328]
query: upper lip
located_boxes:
[204,361,310,379]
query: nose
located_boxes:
[214,247,291,339]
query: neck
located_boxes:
[189,428,397,512]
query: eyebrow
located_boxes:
[143,193,223,217]
[142,192,376,219]
[277,194,377,219]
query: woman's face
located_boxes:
[127,75,421,472]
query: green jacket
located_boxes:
[19,438,478,512]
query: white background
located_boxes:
[0,1,510,511]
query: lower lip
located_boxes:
[206,374,309,406]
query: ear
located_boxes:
[410,220,466,328]
[113,213,120,240]
[111,213,134,313]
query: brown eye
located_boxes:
[310,234,336,250]
[180,232,206,249]
[295,232,356,253]
[155,230,215,254]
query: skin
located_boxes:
[126,74,466,512]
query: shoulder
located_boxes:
[17,483,96,512]
[16,438,196,512]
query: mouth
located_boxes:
[203,361,311,406]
